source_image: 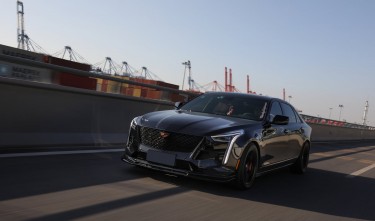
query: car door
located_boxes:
[280,102,302,159]
[261,101,289,166]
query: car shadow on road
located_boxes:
[0,153,149,201]
[1,151,374,221]
[146,166,375,220]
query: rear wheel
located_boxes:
[291,142,310,174]
[235,144,259,189]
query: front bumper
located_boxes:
[122,153,236,182]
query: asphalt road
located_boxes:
[0,141,374,221]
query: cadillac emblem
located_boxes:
[160,131,170,138]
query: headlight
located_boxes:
[210,130,244,165]
[130,117,138,130]
[127,117,139,155]
[211,131,243,142]
[210,130,243,150]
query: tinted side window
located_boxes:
[269,101,283,122]
[295,112,302,123]
[281,103,297,123]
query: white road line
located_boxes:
[0,149,124,158]
[347,163,375,178]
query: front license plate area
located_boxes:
[147,150,176,166]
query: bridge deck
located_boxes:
[1,141,374,221]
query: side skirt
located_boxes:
[256,158,297,176]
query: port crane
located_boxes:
[182,60,192,90]
[16,1,47,53]
[52,46,91,64]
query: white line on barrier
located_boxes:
[347,163,375,178]
[0,149,124,158]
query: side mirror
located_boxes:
[174,101,184,109]
[272,115,289,125]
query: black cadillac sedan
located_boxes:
[122,92,311,189]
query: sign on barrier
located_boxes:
[0,61,52,83]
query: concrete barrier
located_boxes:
[1,77,375,150]
[309,123,375,142]
[0,77,172,148]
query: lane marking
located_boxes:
[358,152,375,157]
[340,148,375,156]
[337,156,355,161]
[347,163,375,178]
[340,149,356,153]
[358,159,375,165]
[0,149,124,158]
[312,152,375,166]
[312,152,332,157]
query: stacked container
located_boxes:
[44,55,97,90]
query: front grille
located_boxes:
[140,126,203,153]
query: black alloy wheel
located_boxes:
[291,142,310,174]
[235,144,259,189]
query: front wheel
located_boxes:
[234,144,259,189]
[291,142,310,174]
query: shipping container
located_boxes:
[128,78,143,89]
[113,76,130,87]
[124,88,134,96]
[55,73,97,90]
[146,90,162,100]
[106,81,121,94]
[96,79,107,92]
[156,80,179,90]
[171,93,185,102]
[91,76,131,93]
[128,77,162,90]
[42,55,98,90]
[160,91,172,101]
[44,55,91,71]
[141,88,148,98]
[120,86,127,95]
[133,88,141,97]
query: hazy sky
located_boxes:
[1,0,375,125]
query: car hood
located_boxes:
[138,110,259,136]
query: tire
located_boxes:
[291,142,310,174]
[234,144,259,190]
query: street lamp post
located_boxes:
[338,104,344,121]
[288,95,292,103]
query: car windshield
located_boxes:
[180,93,268,121]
